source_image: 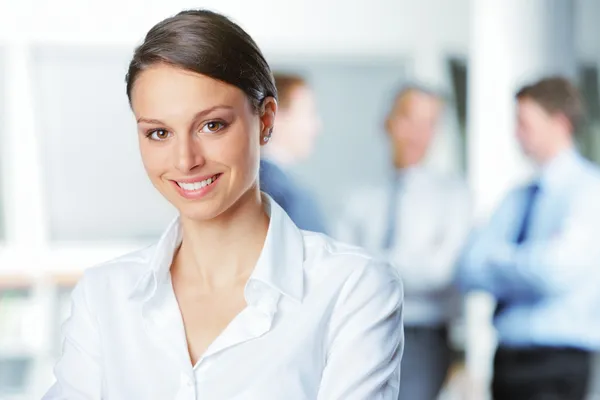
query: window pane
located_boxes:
[32,47,175,242]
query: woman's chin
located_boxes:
[175,202,224,223]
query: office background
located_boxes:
[1,0,600,399]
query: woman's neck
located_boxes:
[171,187,269,292]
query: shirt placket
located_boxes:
[193,281,281,397]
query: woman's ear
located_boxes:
[260,97,277,146]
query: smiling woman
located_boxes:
[43,9,404,400]
[130,64,273,219]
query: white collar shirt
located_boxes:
[335,168,471,326]
[43,196,404,400]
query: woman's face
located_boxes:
[130,64,275,222]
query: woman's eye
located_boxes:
[148,129,171,141]
[201,121,225,133]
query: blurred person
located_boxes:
[43,9,404,399]
[456,77,600,400]
[337,84,471,400]
[259,72,328,233]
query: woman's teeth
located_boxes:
[177,175,218,191]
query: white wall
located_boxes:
[0,0,470,54]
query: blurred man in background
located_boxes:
[457,77,600,400]
[260,72,327,233]
[336,84,471,400]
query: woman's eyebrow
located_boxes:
[137,105,234,125]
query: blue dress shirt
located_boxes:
[457,149,600,350]
[259,159,328,234]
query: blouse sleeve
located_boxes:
[42,272,103,399]
[317,261,404,399]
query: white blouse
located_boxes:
[43,197,404,400]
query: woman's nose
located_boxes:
[174,135,205,173]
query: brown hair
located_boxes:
[125,9,277,112]
[272,73,306,111]
[516,76,585,132]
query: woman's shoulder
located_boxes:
[75,244,159,299]
[300,233,403,332]
[302,232,402,287]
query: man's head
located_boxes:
[515,76,584,164]
[266,73,322,165]
[385,85,444,169]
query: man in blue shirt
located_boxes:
[457,77,600,400]
[259,73,327,233]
